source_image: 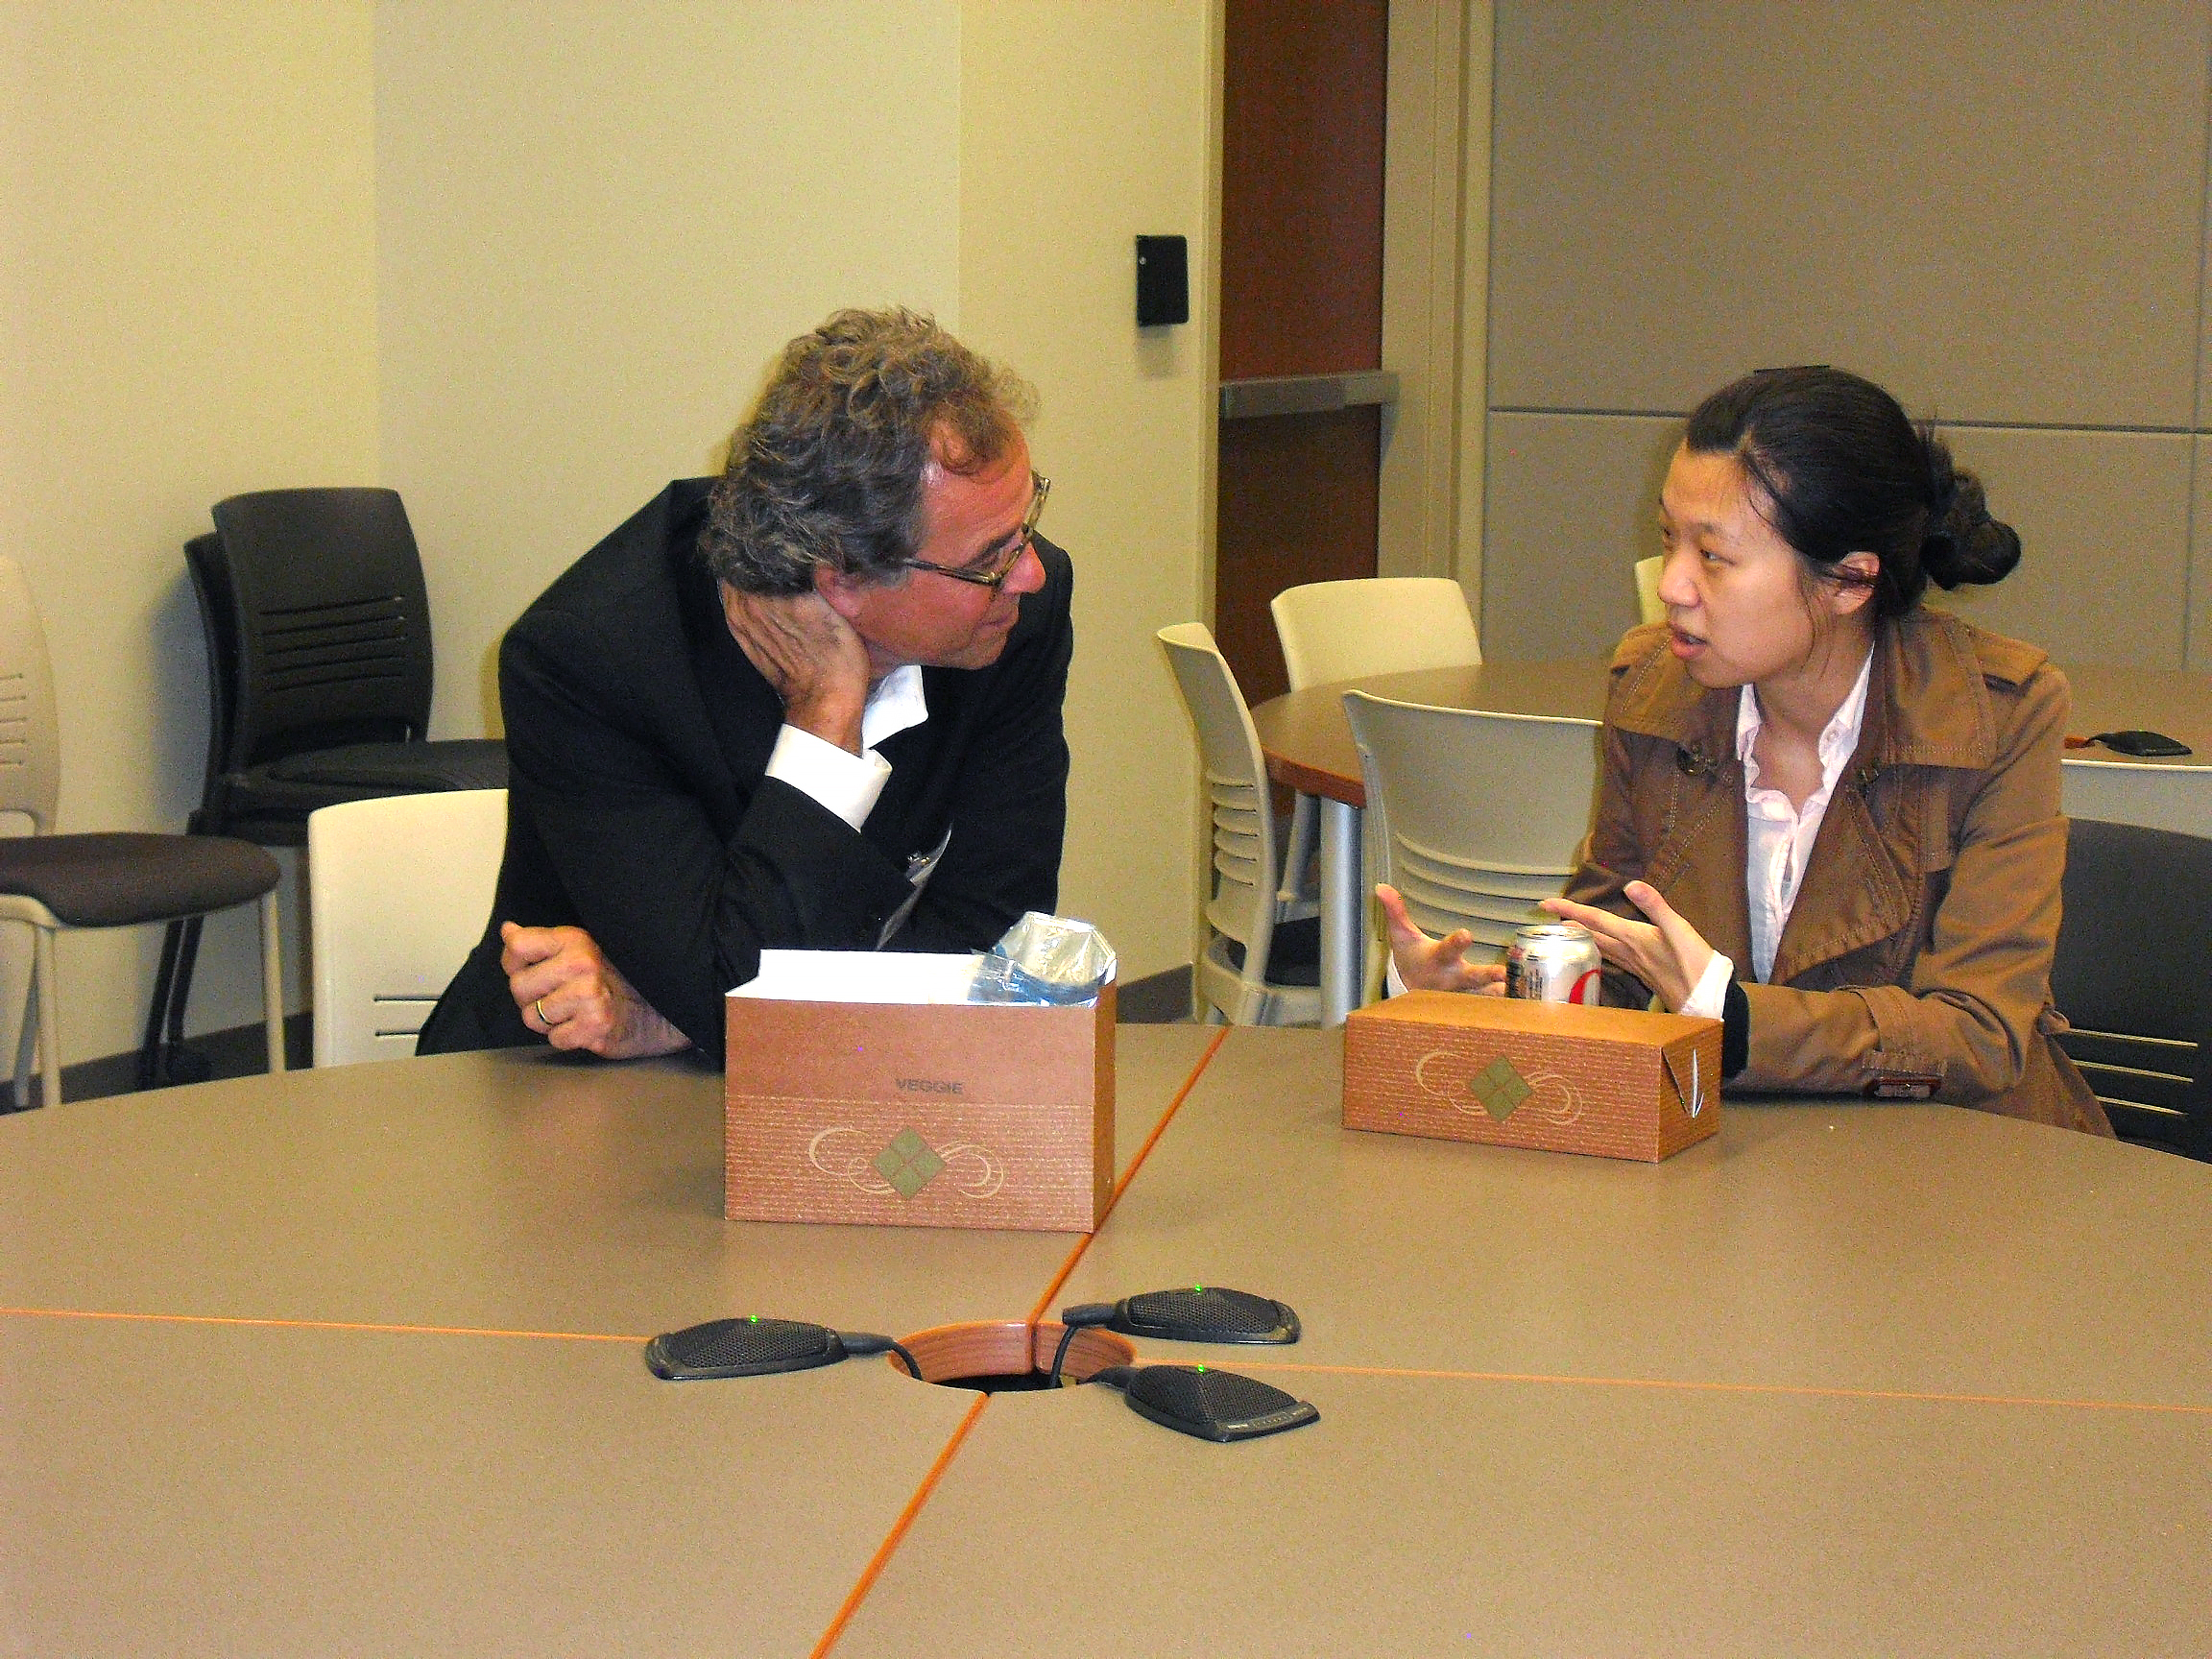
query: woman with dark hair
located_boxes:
[1382,365,2109,1134]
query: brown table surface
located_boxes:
[0,1030,1214,1657]
[7,1027,2210,1655]
[1254,657,2212,806]
[848,1030,2212,1658]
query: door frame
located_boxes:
[1377,0,1492,620]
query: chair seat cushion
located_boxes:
[262,737,508,792]
[219,739,510,833]
[1219,915,1322,987]
[0,833,280,927]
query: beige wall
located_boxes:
[0,2,378,1065]
[379,0,1214,985]
[1482,0,2212,670]
[958,0,1217,978]
[2,1,1218,1070]
[373,0,965,742]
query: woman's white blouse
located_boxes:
[1679,647,1875,1018]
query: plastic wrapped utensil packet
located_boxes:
[968,912,1118,1005]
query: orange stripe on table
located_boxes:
[1025,1023,1228,1324]
[1214,1358,2212,1417]
[809,1390,992,1659]
[0,1306,642,1344]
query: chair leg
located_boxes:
[138,918,189,1090]
[166,914,203,1048]
[34,926,60,1108]
[162,916,209,1086]
[1279,792,1318,905]
[12,969,37,1110]
[259,891,286,1074]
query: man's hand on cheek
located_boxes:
[500,921,691,1059]
[719,585,873,755]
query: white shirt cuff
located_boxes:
[1678,950,1735,1021]
[764,723,893,830]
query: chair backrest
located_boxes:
[1343,690,1601,950]
[0,557,60,831]
[2060,757,2212,839]
[1634,556,1665,626]
[307,789,508,1066]
[2052,818,2212,1153]
[1157,624,1282,967]
[1269,577,1481,690]
[194,488,437,784]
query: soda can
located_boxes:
[1505,922,1602,1005]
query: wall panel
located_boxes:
[1485,0,2212,675]
[1480,412,1674,659]
[2194,439,2212,674]
[1931,431,2192,670]
[1489,0,2210,427]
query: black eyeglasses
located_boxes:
[899,473,1050,589]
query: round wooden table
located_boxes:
[1250,657,2212,1023]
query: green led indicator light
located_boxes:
[1196,1363,1207,1373]
[748,1315,759,1324]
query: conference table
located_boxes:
[1252,658,2212,1023]
[7,1030,2210,1654]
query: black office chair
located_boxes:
[2051,818,2212,1159]
[145,488,508,1087]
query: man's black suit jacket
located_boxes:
[417,477,1072,1063]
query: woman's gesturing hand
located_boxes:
[1376,883,1506,995]
[1539,880,1714,1012]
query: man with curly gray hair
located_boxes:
[419,308,1071,1062]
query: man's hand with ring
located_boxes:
[500,921,692,1059]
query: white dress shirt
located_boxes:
[760,664,928,830]
[1679,646,1874,1017]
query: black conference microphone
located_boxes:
[1046,1285,1302,1386]
[645,1316,919,1382]
[1087,1363,1319,1443]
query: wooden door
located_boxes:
[1215,0,1389,706]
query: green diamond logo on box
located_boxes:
[874,1128,947,1199]
[1467,1057,1532,1121]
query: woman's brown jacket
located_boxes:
[1562,608,2109,1135]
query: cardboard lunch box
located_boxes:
[723,951,1116,1232]
[1343,991,1722,1162]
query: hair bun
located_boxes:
[1921,463,2019,589]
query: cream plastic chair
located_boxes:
[307,789,507,1066]
[1268,577,1482,690]
[1158,624,1320,1025]
[1268,578,1483,996]
[1634,556,1665,625]
[2060,757,2212,839]
[1342,691,1602,951]
[0,557,283,1106]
